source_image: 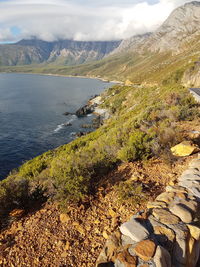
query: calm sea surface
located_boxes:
[0,73,112,179]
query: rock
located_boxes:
[189,158,200,168]
[9,209,25,217]
[153,246,171,267]
[181,169,200,176]
[168,224,189,265]
[187,187,200,198]
[116,249,137,267]
[132,239,156,261]
[179,173,200,182]
[187,224,200,240]
[147,201,167,209]
[119,218,149,242]
[96,232,121,265]
[59,213,70,224]
[186,237,200,267]
[175,199,198,213]
[171,141,199,157]
[152,209,180,225]
[154,225,175,250]
[156,192,176,204]
[169,204,193,223]
[76,104,94,117]
[166,185,188,194]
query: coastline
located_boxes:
[0,70,123,84]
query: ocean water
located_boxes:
[0,73,112,179]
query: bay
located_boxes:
[0,73,112,179]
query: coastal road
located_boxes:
[190,88,200,102]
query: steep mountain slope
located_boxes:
[0,39,121,66]
[109,33,152,55]
[43,1,200,85]
[143,1,200,54]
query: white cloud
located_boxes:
[0,0,196,42]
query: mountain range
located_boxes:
[0,1,200,87]
[0,39,121,66]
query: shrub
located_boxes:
[117,130,153,162]
[115,181,146,206]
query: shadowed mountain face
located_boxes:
[0,39,122,66]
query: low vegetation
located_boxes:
[0,76,199,227]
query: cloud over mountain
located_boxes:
[0,0,196,42]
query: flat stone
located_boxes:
[189,159,200,169]
[156,192,176,204]
[152,209,180,225]
[171,141,199,157]
[176,199,198,213]
[187,187,200,198]
[147,201,167,209]
[181,169,200,176]
[187,224,200,240]
[153,246,171,267]
[179,173,200,181]
[166,185,188,194]
[116,250,137,267]
[154,225,175,248]
[167,224,189,265]
[178,180,200,190]
[119,218,149,242]
[169,204,193,223]
[132,239,156,261]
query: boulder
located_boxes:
[132,239,156,261]
[119,218,149,242]
[116,250,137,267]
[171,141,199,157]
[169,204,193,223]
[152,208,180,225]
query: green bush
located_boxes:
[117,130,153,162]
[115,181,146,205]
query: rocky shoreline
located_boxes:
[64,95,110,135]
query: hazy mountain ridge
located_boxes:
[0,39,121,66]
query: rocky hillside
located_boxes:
[182,60,200,87]
[40,1,200,85]
[142,1,200,54]
[0,39,121,66]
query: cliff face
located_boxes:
[0,39,121,66]
[141,1,200,54]
[182,61,200,87]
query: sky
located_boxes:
[0,0,196,42]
